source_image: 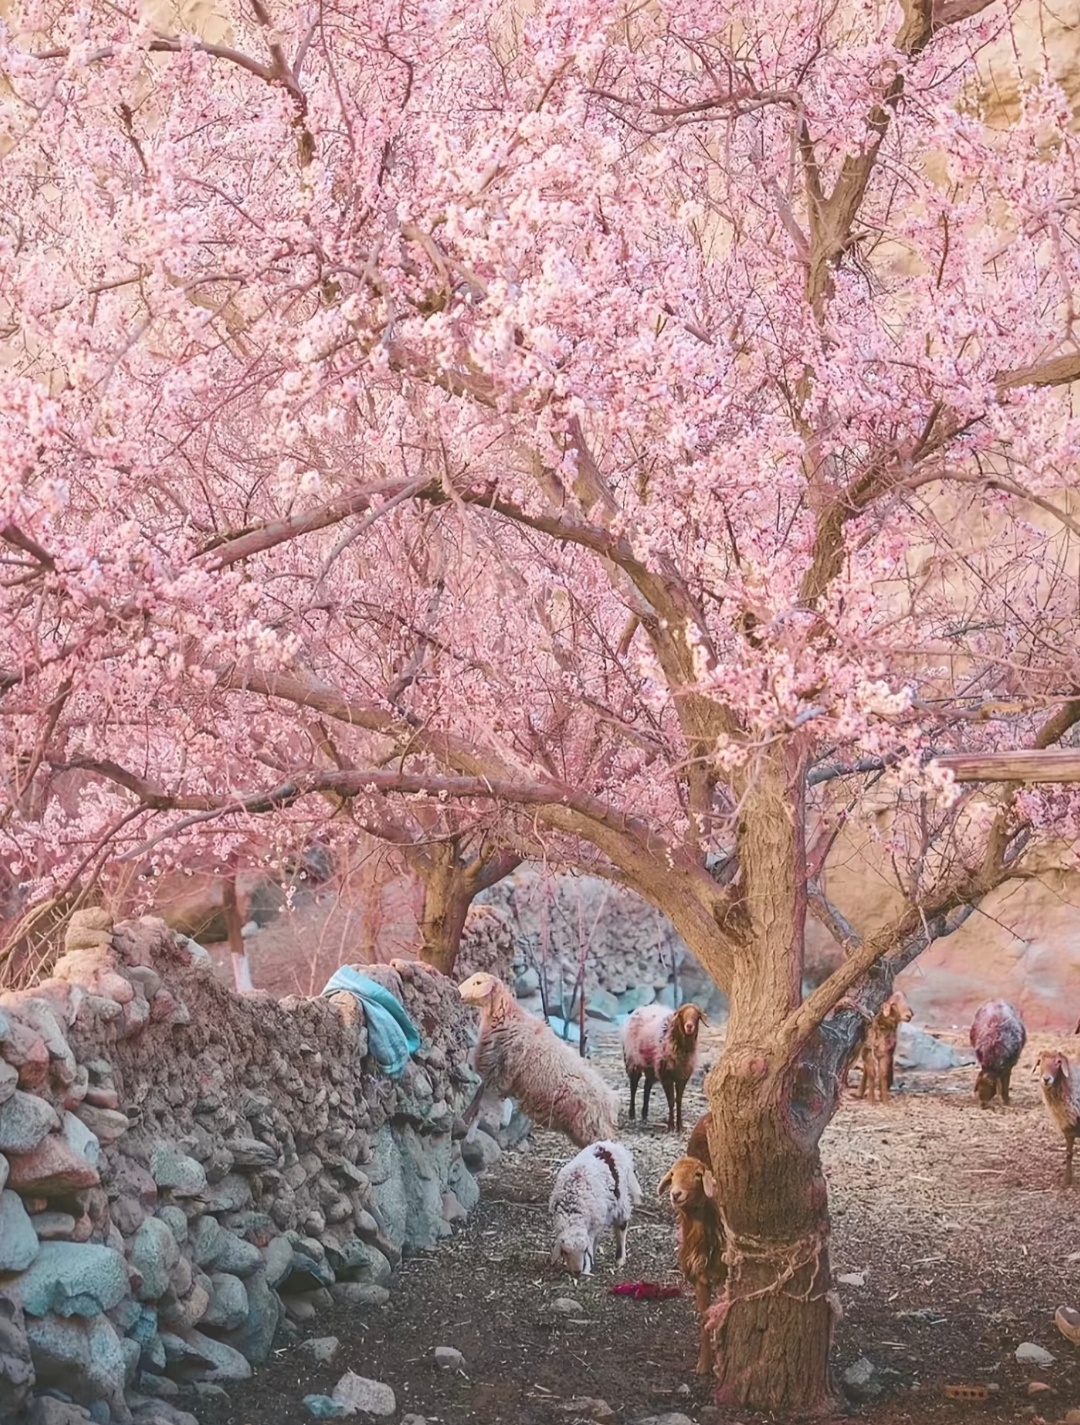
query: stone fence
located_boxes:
[0,911,498,1425]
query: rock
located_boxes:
[224,1138,278,1170]
[193,1381,231,1405]
[400,1417,428,1425]
[550,1298,586,1317]
[842,1356,884,1402]
[185,1329,253,1382]
[441,1191,467,1223]
[303,1396,350,1419]
[328,1283,390,1308]
[155,1207,188,1245]
[634,1416,697,1425]
[434,1345,465,1371]
[157,1280,210,1332]
[26,1313,130,1422]
[300,1336,341,1364]
[332,1372,396,1417]
[5,1135,99,1195]
[13,1241,128,1318]
[514,968,540,997]
[28,1400,92,1425]
[219,1267,282,1365]
[131,1218,181,1302]
[1064,1410,1080,1425]
[1015,1342,1055,1366]
[0,1092,60,1152]
[149,1147,207,1198]
[214,1231,265,1279]
[262,1236,294,1288]
[0,1060,18,1105]
[286,1250,336,1292]
[618,985,656,1014]
[72,1105,131,1145]
[0,1290,34,1417]
[130,1403,198,1425]
[202,1173,252,1215]
[1027,1380,1054,1394]
[329,1239,391,1286]
[894,1025,969,1071]
[837,1272,866,1286]
[559,1400,615,1422]
[0,1189,40,1271]
[586,988,621,1021]
[202,1272,249,1332]
[460,1129,501,1173]
[31,1212,78,1241]
[61,1113,101,1170]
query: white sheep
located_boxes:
[549,1140,642,1275]
[458,972,619,1147]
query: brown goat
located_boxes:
[1033,1049,1080,1185]
[658,1156,727,1374]
[686,1111,712,1167]
[853,992,913,1103]
[622,1003,707,1131]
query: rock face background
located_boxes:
[0,911,511,1425]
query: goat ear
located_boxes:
[1064,1059,1072,1080]
[697,1009,709,1026]
[1031,1059,1042,1075]
[702,1170,717,1199]
[657,1170,673,1198]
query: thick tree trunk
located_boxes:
[704,1052,837,1411]
[417,860,474,975]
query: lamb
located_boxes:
[1033,1049,1080,1186]
[970,999,1027,1107]
[851,991,913,1102]
[549,1139,643,1275]
[458,972,619,1148]
[622,1002,707,1131]
[658,1155,727,1374]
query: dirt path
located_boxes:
[193,1028,1080,1425]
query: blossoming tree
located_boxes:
[1,0,1079,1407]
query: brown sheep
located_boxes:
[1033,1049,1080,1185]
[657,1156,727,1374]
[852,991,913,1103]
[970,999,1026,1107]
[622,1002,707,1131]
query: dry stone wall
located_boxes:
[0,911,493,1425]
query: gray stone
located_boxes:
[442,1191,467,1223]
[304,1396,350,1419]
[514,968,540,997]
[132,1402,198,1425]
[0,1152,7,1192]
[149,1147,207,1197]
[262,1235,294,1288]
[329,1239,391,1287]
[72,1105,131,1145]
[285,1250,335,1292]
[131,1218,180,1302]
[328,1283,390,1308]
[586,988,621,1021]
[155,1208,188,1245]
[13,1241,127,1318]
[332,1372,396,1417]
[0,1092,60,1152]
[401,1417,429,1425]
[0,1190,40,1271]
[633,1416,696,1425]
[618,985,656,1014]
[61,1113,101,1170]
[1016,1342,1055,1366]
[214,1231,264,1278]
[842,1356,885,1402]
[203,1272,248,1332]
[193,1381,230,1405]
[558,1400,615,1422]
[225,1138,278,1170]
[895,1024,970,1071]
[202,1173,252,1215]
[434,1346,465,1371]
[188,1214,227,1268]
[28,1400,92,1425]
[460,1129,501,1173]
[0,1290,34,1417]
[26,1313,130,1422]
[31,1212,78,1241]
[300,1336,340,1365]
[0,1061,18,1105]
[219,1267,282,1365]
[186,1329,252,1382]
[447,1157,480,1214]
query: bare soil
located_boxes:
[191,1026,1080,1425]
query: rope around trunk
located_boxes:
[704,1224,842,1337]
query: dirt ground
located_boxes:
[192,1026,1080,1425]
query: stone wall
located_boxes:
[0,911,495,1425]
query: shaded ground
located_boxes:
[193,1026,1080,1425]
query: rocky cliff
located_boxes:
[0,911,499,1425]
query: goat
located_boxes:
[622,1002,707,1131]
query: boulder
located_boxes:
[0,1191,40,1272]
[5,1136,99,1195]
[149,1147,207,1198]
[0,1093,60,1154]
[202,1273,249,1332]
[0,1290,34,1417]
[12,1241,128,1318]
[131,1219,181,1302]
[332,1372,396,1417]
[218,1268,282,1365]
[26,1313,130,1423]
[894,1024,971,1071]
[586,988,621,1021]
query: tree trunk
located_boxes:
[417,858,474,976]
[704,1051,837,1411]
[222,872,254,993]
[699,742,836,1412]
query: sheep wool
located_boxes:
[458,972,619,1147]
[549,1139,643,1275]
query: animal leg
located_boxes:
[878,1057,890,1103]
[641,1072,655,1123]
[856,1052,869,1099]
[694,1280,713,1374]
[1001,1068,1011,1105]
[1066,1130,1076,1187]
[675,1077,686,1132]
[628,1069,641,1120]
[662,1076,676,1132]
[614,1221,628,1267]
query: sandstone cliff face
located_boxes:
[0,911,497,1423]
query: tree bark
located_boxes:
[411,841,520,976]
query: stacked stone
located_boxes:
[453,905,516,984]
[0,914,487,1425]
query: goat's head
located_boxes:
[658,1156,716,1211]
[974,1069,998,1105]
[880,991,914,1027]
[1033,1049,1072,1088]
[458,972,502,1006]
[673,1003,707,1043]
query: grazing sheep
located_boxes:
[1034,1049,1080,1185]
[549,1139,643,1275]
[853,991,913,1103]
[458,972,619,1148]
[970,999,1027,1107]
[622,1002,707,1131]
[658,1156,727,1374]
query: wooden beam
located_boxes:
[937,751,1080,783]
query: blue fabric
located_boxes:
[321,966,421,1079]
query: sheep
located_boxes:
[1033,1049,1080,1186]
[549,1139,643,1275]
[457,972,619,1148]
[851,991,913,1102]
[970,999,1027,1107]
[622,1002,707,1131]
[658,1155,727,1375]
